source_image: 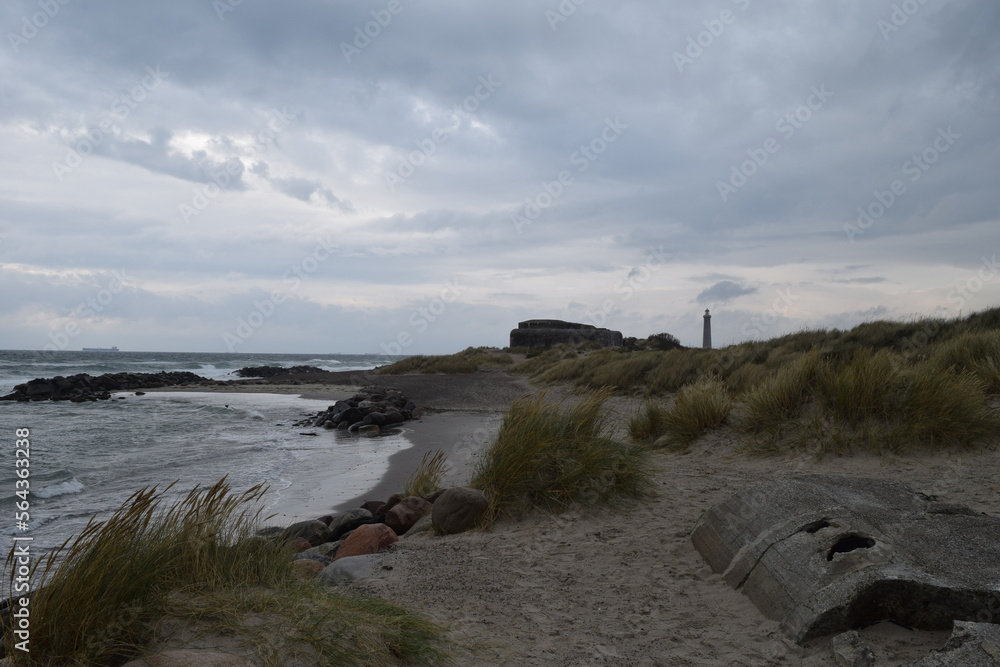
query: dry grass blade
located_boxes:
[742,349,822,432]
[627,401,669,444]
[404,449,450,498]
[656,377,732,448]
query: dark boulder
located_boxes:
[363,412,387,427]
[432,487,489,535]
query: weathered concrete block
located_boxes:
[691,475,1000,644]
[831,630,875,667]
[905,621,1000,666]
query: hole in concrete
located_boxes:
[800,519,831,534]
[827,534,876,561]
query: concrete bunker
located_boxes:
[509,319,623,350]
[691,475,1000,644]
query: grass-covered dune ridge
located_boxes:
[378,347,513,375]
[378,308,1000,455]
[509,307,1000,396]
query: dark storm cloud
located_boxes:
[1,0,998,351]
[84,127,248,189]
[696,281,759,304]
[270,176,353,212]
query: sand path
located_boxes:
[359,426,1000,666]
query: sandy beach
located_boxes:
[153,369,1000,665]
[355,430,1000,666]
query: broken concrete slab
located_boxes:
[904,621,1000,666]
[691,475,1000,643]
[831,630,875,667]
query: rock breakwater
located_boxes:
[234,365,326,378]
[0,371,214,402]
[295,387,423,436]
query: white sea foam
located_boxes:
[36,478,85,499]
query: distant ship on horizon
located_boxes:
[82,346,120,352]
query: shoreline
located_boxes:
[146,370,532,520]
[330,411,502,512]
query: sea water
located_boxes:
[0,350,409,559]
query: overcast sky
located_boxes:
[1,1,998,354]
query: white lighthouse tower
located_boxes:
[703,309,712,349]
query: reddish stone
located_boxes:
[333,523,398,560]
[289,537,311,552]
[385,496,431,535]
[316,515,334,526]
[374,493,404,517]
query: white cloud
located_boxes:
[0,0,998,352]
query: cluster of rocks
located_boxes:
[0,371,213,402]
[296,387,422,436]
[233,365,326,378]
[267,487,489,584]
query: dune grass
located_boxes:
[928,330,1000,392]
[3,479,449,666]
[739,346,1000,455]
[816,348,898,425]
[627,401,670,444]
[403,449,449,498]
[656,377,733,448]
[396,306,998,456]
[509,307,1000,398]
[892,363,1000,447]
[741,349,823,431]
[156,586,450,667]
[469,388,652,522]
[379,347,513,375]
[628,377,732,449]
